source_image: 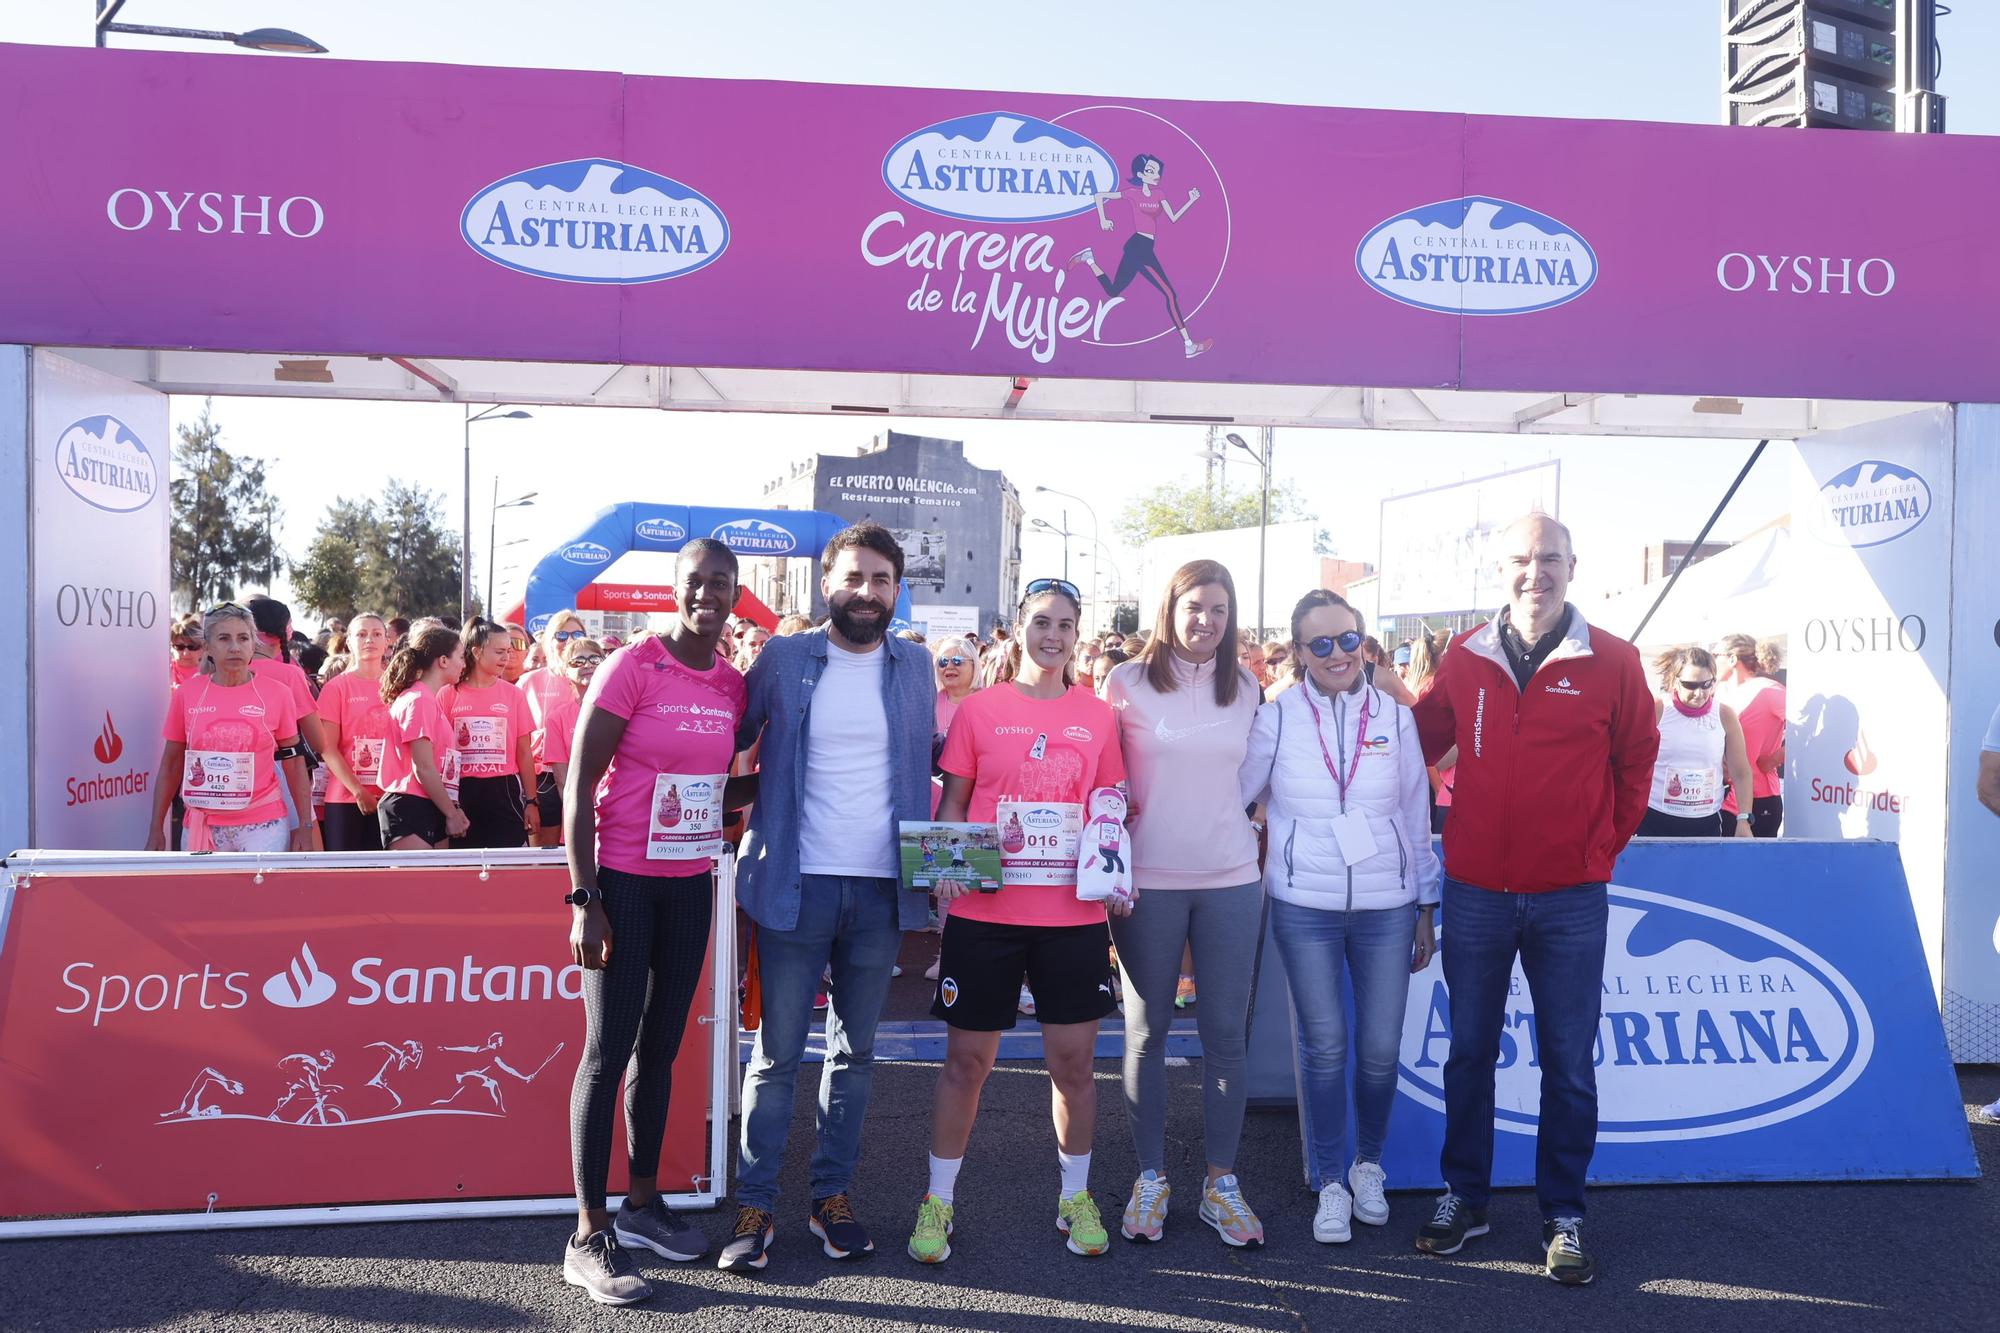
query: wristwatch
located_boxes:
[564,887,596,908]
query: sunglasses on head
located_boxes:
[1678,678,1716,691]
[1021,577,1081,607]
[1305,631,1365,658]
[936,655,968,668]
[552,629,585,643]
[205,602,246,617]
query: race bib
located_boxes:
[455,715,508,769]
[309,762,329,804]
[1664,767,1719,809]
[182,749,253,812]
[648,772,725,860]
[997,800,1083,886]
[350,736,386,785]
[439,745,462,800]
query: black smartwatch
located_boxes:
[564,887,596,908]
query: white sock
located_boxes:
[927,1152,963,1205]
[1058,1149,1091,1198]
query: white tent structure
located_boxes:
[1575,526,1791,651]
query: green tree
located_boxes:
[291,533,365,619]
[1116,479,1312,545]
[169,400,281,606]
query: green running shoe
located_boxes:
[1057,1190,1109,1256]
[907,1194,953,1264]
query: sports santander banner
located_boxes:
[0,861,716,1223]
[1,44,1998,401]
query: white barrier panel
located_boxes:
[1944,404,2000,1060]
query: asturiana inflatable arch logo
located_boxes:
[883,112,1118,224]
[711,518,797,555]
[461,158,730,284]
[1356,196,1597,316]
[55,415,158,512]
[634,516,688,544]
[558,540,613,567]
[1398,887,1873,1141]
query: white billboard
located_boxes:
[1376,462,1561,617]
[30,352,171,850]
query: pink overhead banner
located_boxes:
[2,44,1997,401]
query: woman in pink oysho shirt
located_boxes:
[145,603,309,854]
[536,636,606,842]
[560,541,752,1300]
[316,612,395,851]
[439,617,540,849]
[908,579,1128,1264]
[522,608,588,846]
[376,626,468,850]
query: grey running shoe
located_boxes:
[563,1230,652,1306]
[614,1196,708,1261]
[1543,1216,1596,1286]
[1413,1192,1488,1255]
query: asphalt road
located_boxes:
[4,1061,1996,1332]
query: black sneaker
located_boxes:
[563,1230,652,1306]
[717,1205,775,1272]
[614,1196,708,1262]
[809,1193,875,1259]
[1543,1216,1595,1286]
[1413,1192,1489,1256]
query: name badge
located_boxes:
[1330,810,1379,867]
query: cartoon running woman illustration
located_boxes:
[1070,153,1211,359]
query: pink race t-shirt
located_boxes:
[317,671,392,803]
[938,683,1126,928]
[380,681,458,800]
[540,695,581,768]
[1724,677,1787,809]
[438,678,530,778]
[522,667,579,771]
[250,657,319,722]
[164,674,300,826]
[586,635,746,878]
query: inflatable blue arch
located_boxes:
[522,502,911,631]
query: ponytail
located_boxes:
[382,626,461,705]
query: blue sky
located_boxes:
[6,2,1991,618]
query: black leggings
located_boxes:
[569,865,714,1210]
[1094,232,1190,335]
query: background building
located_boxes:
[755,431,1022,639]
[1641,537,1733,585]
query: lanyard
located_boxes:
[1303,685,1369,811]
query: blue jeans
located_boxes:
[735,874,902,1210]
[1439,877,1607,1219]
[1270,897,1417,1189]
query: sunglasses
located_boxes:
[936,655,968,668]
[1678,678,1716,691]
[1305,631,1366,658]
[173,641,203,652]
[552,629,585,643]
[205,602,246,616]
[569,653,605,667]
[1021,577,1081,606]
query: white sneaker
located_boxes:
[1347,1160,1389,1226]
[1313,1181,1352,1244]
[1982,1097,2000,1121]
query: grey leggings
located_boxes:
[1109,880,1264,1175]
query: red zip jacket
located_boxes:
[1413,607,1660,893]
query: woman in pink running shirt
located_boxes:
[317,612,394,851]
[377,626,469,850]
[144,603,309,854]
[523,609,588,845]
[1069,153,1211,360]
[440,617,540,849]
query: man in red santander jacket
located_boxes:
[1409,514,1659,1288]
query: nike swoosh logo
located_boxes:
[1154,716,1227,745]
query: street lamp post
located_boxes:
[1036,485,1099,634]
[1031,515,1074,583]
[96,2,329,51]
[463,406,532,621]
[487,483,537,616]
[1225,430,1274,637]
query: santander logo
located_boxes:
[262,942,339,1009]
[92,712,123,765]
[1844,725,1879,777]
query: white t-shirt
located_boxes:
[799,641,897,878]
[1985,702,2000,753]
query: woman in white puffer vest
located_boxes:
[1239,589,1439,1246]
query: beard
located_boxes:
[828,592,888,645]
